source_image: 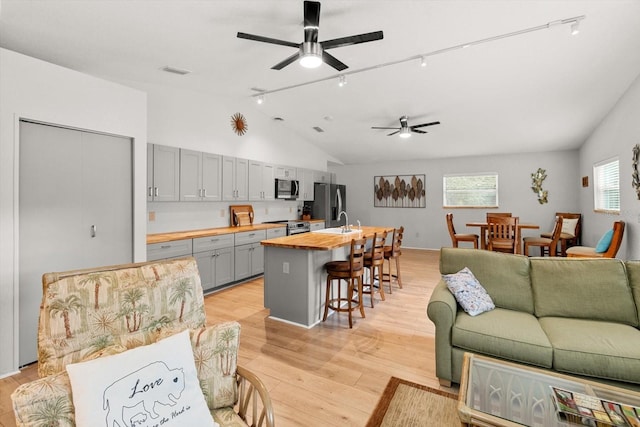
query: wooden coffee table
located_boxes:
[458,352,640,427]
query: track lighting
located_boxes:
[256,94,265,105]
[420,56,427,67]
[338,75,347,87]
[571,20,580,35]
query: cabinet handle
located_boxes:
[203,188,207,197]
[161,245,171,249]
[148,187,153,197]
[154,187,159,197]
[90,225,97,238]
[198,189,202,198]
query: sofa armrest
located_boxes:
[426,280,458,383]
[236,365,275,427]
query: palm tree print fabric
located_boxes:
[38,258,207,378]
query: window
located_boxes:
[593,158,620,212]
[443,173,498,207]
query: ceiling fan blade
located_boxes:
[372,127,401,130]
[321,31,384,50]
[322,51,348,71]
[411,121,441,129]
[387,130,400,136]
[237,32,300,48]
[303,1,320,43]
[412,129,427,134]
[271,52,301,70]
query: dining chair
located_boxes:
[566,221,625,259]
[487,216,519,254]
[540,212,581,256]
[523,216,563,256]
[323,237,367,328]
[485,213,513,247]
[362,231,387,308]
[446,213,479,248]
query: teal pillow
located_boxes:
[595,228,614,253]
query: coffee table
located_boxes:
[458,352,640,427]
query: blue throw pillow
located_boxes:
[595,228,614,253]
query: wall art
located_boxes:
[374,175,426,208]
[530,168,548,204]
[633,143,640,200]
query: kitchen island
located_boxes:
[261,226,393,328]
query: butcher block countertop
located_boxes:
[261,226,394,251]
[147,223,286,245]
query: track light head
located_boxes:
[570,20,580,35]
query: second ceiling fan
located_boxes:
[372,116,441,138]
[237,1,383,71]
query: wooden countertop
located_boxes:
[147,223,286,244]
[260,226,394,251]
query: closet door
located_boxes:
[19,121,132,366]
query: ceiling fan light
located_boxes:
[300,42,323,68]
[399,128,411,138]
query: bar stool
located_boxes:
[322,237,367,328]
[362,231,387,308]
[382,226,404,293]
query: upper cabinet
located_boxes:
[222,156,249,201]
[275,165,296,179]
[314,170,330,184]
[249,160,275,201]
[148,144,180,202]
[179,149,222,202]
[298,168,315,201]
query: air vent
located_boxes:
[161,66,191,75]
[273,117,284,121]
[313,126,325,133]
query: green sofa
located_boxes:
[427,248,640,389]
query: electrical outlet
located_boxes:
[283,262,289,274]
[289,207,293,213]
[265,208,269,215]
[148,211,155,222]
[220,209,225,217]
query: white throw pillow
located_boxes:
[66,329,215,427]
[561,217,579,237]
[442,267,495,316]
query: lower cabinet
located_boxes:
[147,239,193,261]
[193,234,235,293]
[310,221,325,231]
[234,230,266,281]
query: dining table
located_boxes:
[466,221,540,254]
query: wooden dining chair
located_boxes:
[487,216,519,254]
[523,216,563,256]
[485,213,513,247]
[446,213,479,248]
[540,212,581,256]
[566,221,625,259]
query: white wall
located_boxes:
[333,150,579,250]
[578,73,640,260]
[0,48,147,377]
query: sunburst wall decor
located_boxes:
[231,112,247,136]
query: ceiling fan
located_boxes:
[372,116,441,138]
[237,1,383,71]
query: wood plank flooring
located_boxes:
[0,248,454,427]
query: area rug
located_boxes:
[365,377,460,427]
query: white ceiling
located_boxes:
[1,0,640,164]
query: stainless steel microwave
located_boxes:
[275,178,299,200]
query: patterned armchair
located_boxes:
[11,257,274,427]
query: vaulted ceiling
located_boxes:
[1,0,640,164]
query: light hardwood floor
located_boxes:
[0,248,454,427]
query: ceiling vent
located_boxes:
[161,66,191,76]
[313,126,325,133]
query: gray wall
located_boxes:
[333,150,579,250]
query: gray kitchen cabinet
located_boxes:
[266,226,286,239]
[222,156,249,201]
[275,165,296,179]
[147,238,193,261]
[313,170,330,184]
[234,230,266,281]
[249,160,275,201]
[148,143,180,201]
[180,149,222,201]
[310,221,325,231]
[193,234,235,292]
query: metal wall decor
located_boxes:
[531,168,548,204]
[231,112,248,135]
[374,175,426,208]
[633,144,640,200]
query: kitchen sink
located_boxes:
[311,227,362,235]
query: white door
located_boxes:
[19,121,132,366]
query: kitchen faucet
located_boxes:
[338,210,350,232]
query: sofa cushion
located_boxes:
[531,258,638,327]
[452,308,553,368]
[539,317,640,384]
[626,261,640,325]
[440,248,533,313]
[66,329,215,427]
[442,267,495,316]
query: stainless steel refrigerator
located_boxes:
[312,183,347,228]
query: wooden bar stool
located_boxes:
[362,231,387,308]
[322,237,367,328]
[382,226,404,293]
